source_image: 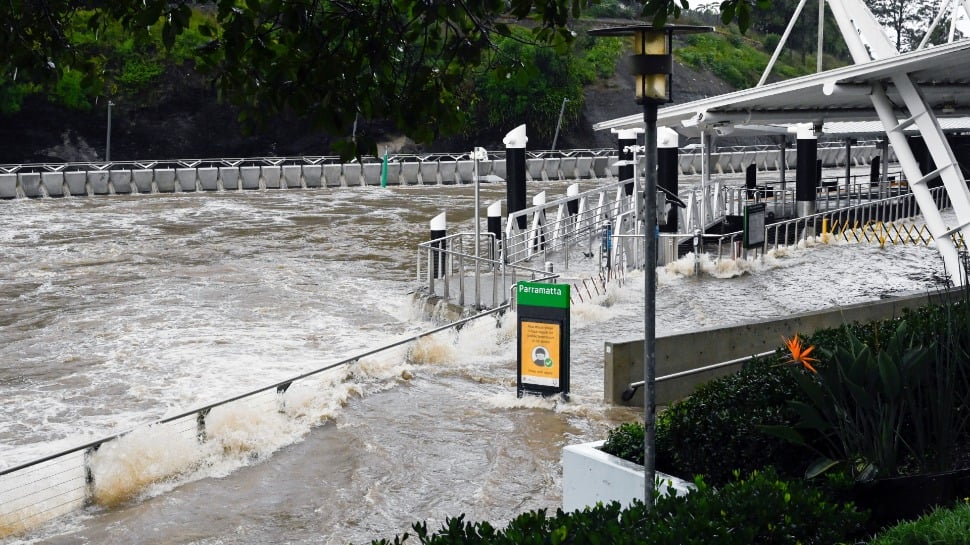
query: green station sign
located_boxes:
[516,281,570,309]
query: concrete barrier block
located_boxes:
[110,170,132,194]
[282,165,303,189]
[543,158,562,180]
[65,171,88,195]
[132,169,154,193]
[343,163,362,186]
[0,173,16,199]
[262,166,281,189]
[476,158,494,178]
[302,165,322,188]
[608,157,620,178]
[526,158,544,181]
[439,160,458,184]
[489,159,507,181]
[678,154,695,175]
[384,162,402,185]
[88,171,110,195]
[240,166,261,190]
[456,160,475,183]
[42,172,65,197]
[559,157,577,179]
[753,151,767,171]
[176,168,198,192]
[19,173,42,198]
[419,162,437,184]
[155,168,176,193]
[575,157,592,178]
[323,164,342,187]
[219,167,239,190]
[197,168,218,191]
[400,161,420,185]
[591,157,616,178]
[362,162,382,186]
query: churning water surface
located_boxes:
[0,182,947,544]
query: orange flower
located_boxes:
[785,334,818,373]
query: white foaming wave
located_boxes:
[282,372,361,422]
[351,345,416,388]
[77,367,380,511]
[476,391,558,410]
[87,422,204,507]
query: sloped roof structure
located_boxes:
[592,38,970,138]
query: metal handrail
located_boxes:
[417,232,559,307]
[0,306,511,478]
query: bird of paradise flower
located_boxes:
[784,334,818,373]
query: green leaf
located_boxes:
[805,457,839,479]
[789,400,830,432]
[877,352,901,398]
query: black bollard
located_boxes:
[796,127,818,217]
[658,128,679,233]
[616,129,637,196]
[504,125,528,229]
[430,212,446,279]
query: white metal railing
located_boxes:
[416,232,559,309]
[609,185,950,269]
[503,178,635,266]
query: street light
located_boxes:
[471,147,504,310]
[589,22,712,510]
[106,100,114,163]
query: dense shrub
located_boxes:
[793,296,970,478]
[653,354,811,486]
[360,468,864,545]
[869,502,970,545]
[51,70,95,110]
[601,421,643,464]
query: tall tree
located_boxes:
[0,0,750,157]
[867,0,940,51]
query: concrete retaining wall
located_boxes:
[605,290,952,407]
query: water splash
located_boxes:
[88,424,203,507]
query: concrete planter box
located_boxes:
[562,440,694,512]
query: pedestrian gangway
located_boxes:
[416,167,966,309]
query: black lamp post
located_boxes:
[589,22,711,509]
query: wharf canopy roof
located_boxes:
[592,38,970,138]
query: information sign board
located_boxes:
[516,281,570,399]
[744,203,767,249]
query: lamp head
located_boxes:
[589,23,713,106]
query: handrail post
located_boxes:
[427,246,435,296]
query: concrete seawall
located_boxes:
[0,145,886,199]
[606,289,953,407]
